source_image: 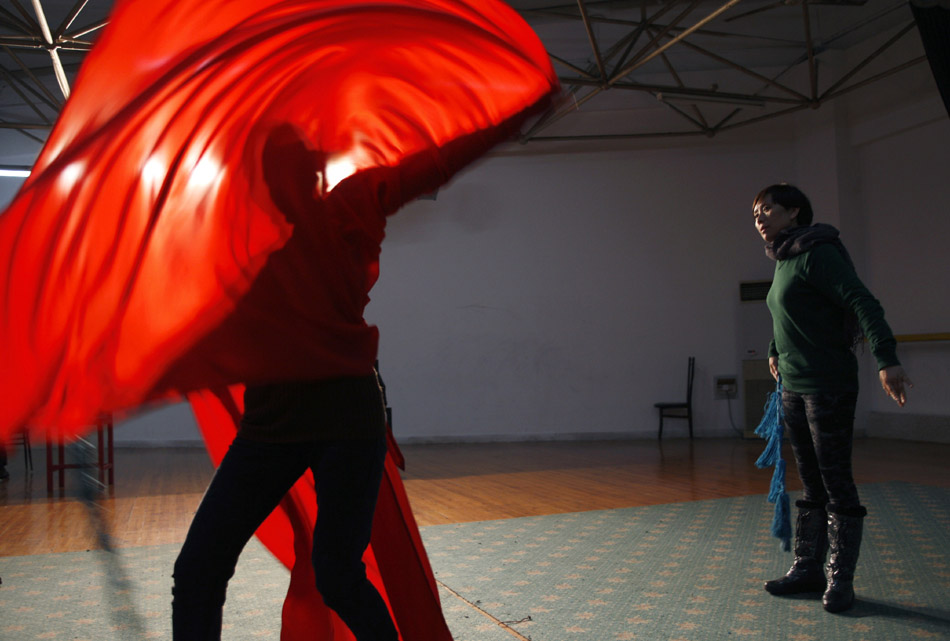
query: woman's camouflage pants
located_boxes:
[781,389,861,511]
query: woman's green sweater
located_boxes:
[767,243,899,394]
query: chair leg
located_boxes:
[688,413,693,439]
[46,441,54,492]
[23,434,33,472]
[658,412,664,440]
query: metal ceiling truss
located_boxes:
[0,0,99,142]
[0,0,931,153]
[520,0,927,142]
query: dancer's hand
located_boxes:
[768,356,779,382]
[879,366,912,407]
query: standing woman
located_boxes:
[752,184,912,613]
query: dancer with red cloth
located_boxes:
[0,0,559,638]
[172,128,417,640]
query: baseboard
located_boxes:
[112,433,744,446]
[395,431,735,444]
[112,439,205,448]
[866,412,950,444]
[84,433,743,448]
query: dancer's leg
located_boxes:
[173,437,309,640]
[310,436,396,641]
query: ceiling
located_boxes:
[0,0,927,169]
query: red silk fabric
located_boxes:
[0,0,557,638]
[0,0,558,439]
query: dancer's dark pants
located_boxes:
[782,389,860,511]
[172,435,395,640]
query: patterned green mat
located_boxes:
[422,482,950,641]
[1,482,948,641]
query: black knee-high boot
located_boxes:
[823,504,866,613]
[765,500,828,595]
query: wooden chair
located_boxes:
[2,430,33,473]
[46,414,114,492]
[655,356,695,439]
[15,430,33,471]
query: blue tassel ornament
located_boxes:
[754,378,791,551]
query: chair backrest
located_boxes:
[686,357,696,406]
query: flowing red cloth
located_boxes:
[0,0,558,439]
[188,387,447,641]
[0,1,556,638]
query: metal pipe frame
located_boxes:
[802,0,818,102]
[30,0,71,98]
[0,0,935,148]
[524,0,683,138]
[566,77,797,105]
[0,0,102,143]
[614,0,707,81]
[520,0,929,142]
[819,22,917,100]
[523,6,804,46]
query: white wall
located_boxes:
[367,141,795,441]
[365,43,950,443]
[113,136,797,445]
[112,402,202,445]
[826,37,950,440]
[5,38,948,445]
[852,94,950,438]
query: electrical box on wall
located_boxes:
[714,376,738,399]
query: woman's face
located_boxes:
[753,195,799,242]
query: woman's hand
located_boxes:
[768,356,779,382]
[879,365,912,407]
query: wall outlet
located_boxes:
[714,376,738,400]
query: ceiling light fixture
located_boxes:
[0,167,32,178]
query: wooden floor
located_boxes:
[1,437,948,557]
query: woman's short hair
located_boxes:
[753,183,814,226]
